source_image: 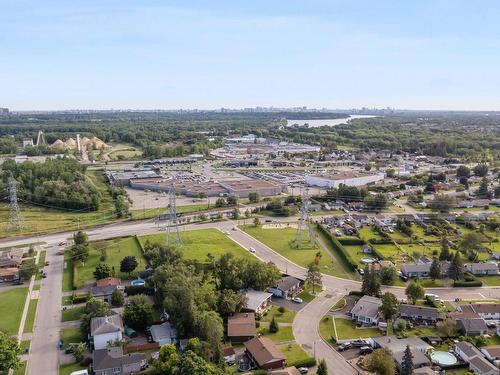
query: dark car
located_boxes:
[12,279,24,285]
[351,339,369,347]
[338,342,351,351]
[359,346,373,355]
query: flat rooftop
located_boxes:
[309,171,383,180]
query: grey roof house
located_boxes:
[464,263,498,276]
[350,295,382,325]
[454,341,484,363]
[92,347,145,375]
[469,355,500,375]
[457,318,488,337]
[268,276,301,299]
[399,304,439,324]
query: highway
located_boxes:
[1,218,498,375]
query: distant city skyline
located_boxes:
[2,0,500,111]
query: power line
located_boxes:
[165,182,182,248]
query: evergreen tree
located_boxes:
[361,266,372,295]
[269,317,279,333]
[429,258,441,280]
[369,267,381,297]
[317,359,328,375]
[439,238,451,261]
[400,345,414,375]
[478,177,490,198]
[448,252,464,281]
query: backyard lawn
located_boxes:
[242,225,355,279]
[261,306,296,323]
[0,287,28,334]
[64,236,146,290]
[13,361,26,375]
[481,276,500,286]
[139,228,253,262]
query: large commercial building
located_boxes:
[106,169,161,187]
[305,171,384,188]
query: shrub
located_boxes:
[338,238,365,246]
[289,357,317,368]
[72,294,89,304]
[278,306,285,314]
[453,280,483,287]
[124,285,154,296]
[349,290,365,297]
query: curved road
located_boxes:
[1,219,499,375]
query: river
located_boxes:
[286,115,378,128]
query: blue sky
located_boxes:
[1,0,500,110]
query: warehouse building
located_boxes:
[305,171,384,188]
[107,169,160,187]
[220,179,283,198]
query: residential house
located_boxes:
[413,367,438,375]
[400,264,430,278]
[481,346,500,362]
[469,355,500,375]
[227,313,257,343]
[242,289,273,315]
[92,347,145,375]
[0,249,23,269]
[454,341,484,363]
[244,337,286,370]
[373,337,431,370]
[350,295,382,325]
[350,214,370,226]
[464,263,498,276]
[459,200,474,209]
[373,214,393,227]
[268,367,301,375]
[0,267,19,282]
[492,253,500,261]
[90,315,123,350]
[91,277,121,304]
[268,276,301,299]
[471,304,500,320]
[399,304,439,325]
[149,322,177,346]
[457,318,488,337]
[416,256,432,266]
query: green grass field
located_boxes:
[59,363,87,375]
[0,287,28,334]
[258,325,294,343]
[61,306,86,322]
[13,361,26,375]
[278,343,314,367]
[260,306,296,323]
[319,316,381,341]
[64,236,146,291]
[242,225,355,279]
[60,327,84,348]
[139,228,253,262]
[23,298,38,333]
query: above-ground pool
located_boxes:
[131,278,145,287]
[430,351,457,366]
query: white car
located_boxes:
[292,297,303,304]
[249,247,256,253]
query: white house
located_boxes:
[90,315,123,350]
[350,296,382,325]
[242,289,273,315]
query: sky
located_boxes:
[1,0,500,111]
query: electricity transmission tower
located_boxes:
[292,186,314,248]
[165,182,182,248]
[7,177,24,231]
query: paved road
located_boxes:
[2,218,499,375]
[26,245,62,375]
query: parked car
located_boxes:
[297,367,309,374]
[58,241,66,246]
[358,268,365,276]
[292,297,303,304]
[12,279,24,285]
[338,342,351,351]
[359,346,373,355]
[45,261,50,266]
[351,339,369,347]
[248,247,256,253]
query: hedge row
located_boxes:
[453,280,483,287]
[317,224,358,270]
[368,238,394,245]
[289,357,317,368]
[124,285,154,296]
[338,238,365,246]
[72,263,79,291]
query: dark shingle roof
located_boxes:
[93,347,145,371]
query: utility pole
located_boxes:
[7,176,24,231]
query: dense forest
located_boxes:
[0,158,101,210]
[0,111,498,160]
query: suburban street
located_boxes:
[2,217,499,375]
